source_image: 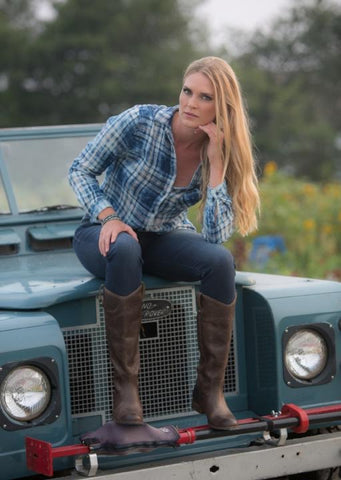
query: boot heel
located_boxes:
[192,400,204,414]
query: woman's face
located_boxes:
[178,72,216,128]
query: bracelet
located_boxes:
[101,214,121,225]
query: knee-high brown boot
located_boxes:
[103,285,144,425]
[192,292,238,430]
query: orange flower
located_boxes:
[322,224,333,234]
[303,184,316,196]
[303,219,316,231]
[264,161,277,177]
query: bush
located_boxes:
[189,162,341,280]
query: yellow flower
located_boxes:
[264,161,277,177]
[303,219,316,231]
[323,183,341,197]
[303,184,316,196]
[322,224,333,234]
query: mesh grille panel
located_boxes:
[63,285,237,423]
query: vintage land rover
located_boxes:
[0,124,341,480]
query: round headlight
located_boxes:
[0,366,51,421]
[285,329,328,381]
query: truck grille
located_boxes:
[62,285,238,423]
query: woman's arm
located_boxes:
[198,122,225,187]
[198,122,234,243]
[202,182,234,243]
[68,107,139,223]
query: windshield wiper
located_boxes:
[22,204,81,214]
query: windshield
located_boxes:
[0,176,10,214]
[0,132,96,214]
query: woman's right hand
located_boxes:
[99,220,138,256]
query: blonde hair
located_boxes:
[184,56,260,236]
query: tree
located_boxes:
[233,0,341,181]
[0,0,41,125]
[0,0,205,126]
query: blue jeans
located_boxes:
[73,222,236,304]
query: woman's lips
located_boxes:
[184,111,198,118]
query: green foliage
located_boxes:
[233,0,341,181]
[197,164,341,281]
[0,0,37,125]
[189,163,341,280]
[249,164,341,280]
[0,0,204,126]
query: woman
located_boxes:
[69,56,260,430]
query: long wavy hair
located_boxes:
[184,56,260,236]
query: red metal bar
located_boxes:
[176,403,341,444]
[177,427,197,445]
[305,404,341,415]
[26,403,341,476]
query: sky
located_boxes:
[197,0,293,30]
[37,0,341,44]
[38,0,294,28]
[196,0,294,44]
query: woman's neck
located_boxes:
[172,112,206,150]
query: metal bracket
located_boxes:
[263,427,288,446]
[75,453,99,477]
[282,403,310,433]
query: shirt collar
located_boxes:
[154,105,179,128]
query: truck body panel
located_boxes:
[1,125,340,479]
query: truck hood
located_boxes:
[1,251,340,311]
[0,251,102,310]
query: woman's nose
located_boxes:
[187,95,198,109]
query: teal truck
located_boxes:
[0,125,341,480]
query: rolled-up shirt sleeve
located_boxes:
[68,107,138,223]
[202,181,234,243]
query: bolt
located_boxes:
[287,381,291,385]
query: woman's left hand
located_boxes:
[198,122,225,187]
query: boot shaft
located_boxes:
[196,293,236,386]
[103,285,144,378]
[193,293,238,429]
[103,285,145,424]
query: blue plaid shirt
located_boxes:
[69,104,234,243]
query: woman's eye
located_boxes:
[183,87,191,95]
[201,94,213,101]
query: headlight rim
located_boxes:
[282,323,336,389]
[0,365,52,421]
[0,357,61,431]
